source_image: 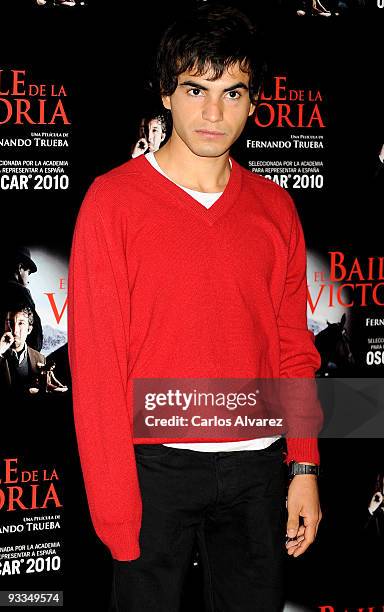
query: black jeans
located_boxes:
[109,438,287,612]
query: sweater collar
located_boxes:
[133,152,243,227]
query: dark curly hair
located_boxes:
[5,306,34,328]
[155,3,265,105]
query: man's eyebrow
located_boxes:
[179,80,249,92]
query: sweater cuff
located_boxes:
[284,437,320,465]
[96,521,141,561]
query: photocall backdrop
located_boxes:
[0,1,383,610]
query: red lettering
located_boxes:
[45,293,68,324]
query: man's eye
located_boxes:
[187,88,203,96]
[226,91,241,99]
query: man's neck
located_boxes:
[154,138,231,193]
[12,343,26,354]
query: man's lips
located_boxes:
[195,129,225,137]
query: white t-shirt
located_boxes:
[145,151,281,452]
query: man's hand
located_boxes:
[368,491,384,515]
[286,474,322,557]
[0,331,14,356]
[131,138,149,158]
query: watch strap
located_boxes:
[288,462,321,478]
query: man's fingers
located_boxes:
[287,542,303,555]
[285,523,305,551]
[286,536,304,549]
[286,514,300,538]
[291,523,317,557]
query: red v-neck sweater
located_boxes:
[67,154,323,561]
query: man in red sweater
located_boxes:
[68,5,323,611]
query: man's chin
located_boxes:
[188,144,231,159]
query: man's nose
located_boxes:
[202,99,223,122]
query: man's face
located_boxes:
[18,265,30,286]
[5,311,32,351]
[147,118,165,152]
[161,61,255,158]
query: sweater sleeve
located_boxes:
[277,200,323,465]
[67,179,142,561]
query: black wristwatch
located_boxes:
[288,461,321,479]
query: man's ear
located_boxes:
[27,325,33,336]
[248,102,256,117]
[161,95,171,111]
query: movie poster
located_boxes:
[0,2,81,608]
[232,3,384,610]
[0,1,382,610]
